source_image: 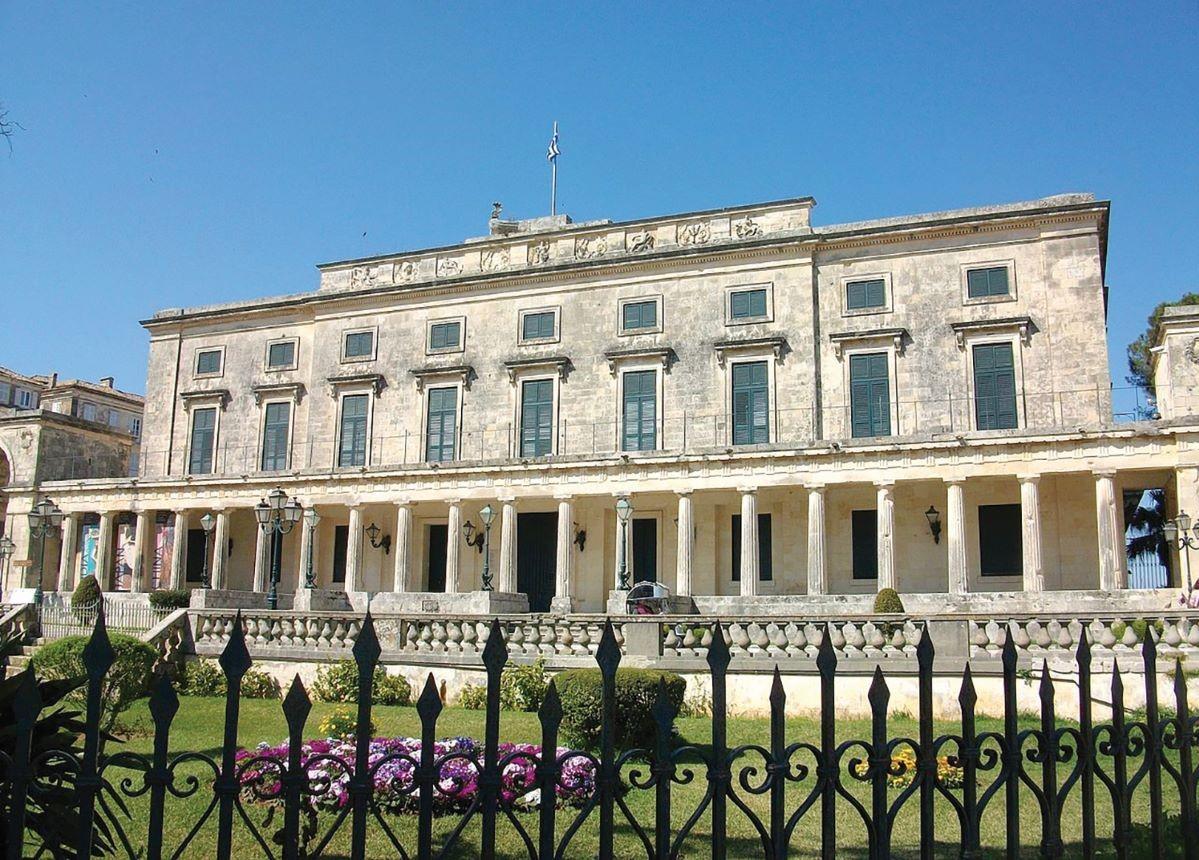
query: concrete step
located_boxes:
[6,654,32,670]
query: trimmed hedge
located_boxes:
[33,633,156,733]
[873,588,905,614]
[312,660,412,706]
[554,668,686,750]
[148,588,191,610]
[72,574,102,607]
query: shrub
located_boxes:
[501,659,548,712]
[33,633,157,734]
[241,669,282,700]
[318,707,376,740]
[312,660,412,706]
[873,588,905,614]
[148,588,191,610]
[458,684,487,710]
[177,660,280,699]
[71,574,102,607]
[555,668,686,750]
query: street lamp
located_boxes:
[472,504,496,591]
[254,488,303,610]
[303,508,320,589]
[200,513,216,588]
[0,535,15,587]
[27,498,64,606]
[615,496,633,590]
[1163,510,1198,590]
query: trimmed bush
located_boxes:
[71,574,102,607]
[33,633,157,733]
[318,707,376,740]
[148,588,191,611]
[873,588,905,614]
[312,660,412,706]
[555,668,686,750]
[176,659,279,699]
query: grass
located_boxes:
[84,695,1186,859]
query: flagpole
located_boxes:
[550,121,558,216]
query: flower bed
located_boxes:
[237,736,596,813]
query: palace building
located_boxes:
[3,192,1196,614]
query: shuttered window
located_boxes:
[852,510,878,580]
[846,278,886,310]
[429,321,462,351]
[732,361,769,445]
[267,341,296,369]
[850,352,891,438]
[188,408,217,475]
[338,394,369,467]
[520,379,554,457]
[195,350,222,375]
[979,504,1023,575]
[966,266,1010,298]
[343,331,374,359]
[622,370,657,452]
[522,311,556,341]
[622,300,658,332]
[731,513,773,581]
[260,402,291,471]
[973,343,1018,430]
[729,288,768,320]
[425,386,458,462]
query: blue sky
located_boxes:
[2,3,1196,396]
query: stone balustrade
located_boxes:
[0,603,37,647]
[661,616,921,660]
[967,613,1199,659]
[397,616,623,658]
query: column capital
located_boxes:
[804,482,826,493]
[393,499,412,508]
[498,495,517,505]
[445,498,463,506]
[874,479,896,490]
[736,485,758,496]
[943,478,966,487]
[1093,468,1118,480]
[675,489,693,498]
[1018,474,1042,485]
[553,491,574,502]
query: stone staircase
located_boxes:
[4,641,43,672]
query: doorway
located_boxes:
[632,517,658,583]
[517,512,557,612]
[427,524,448,592]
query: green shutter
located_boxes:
[188,408,216,474]
[260,402,291,471]
[622,300,657,331]
[430,322,460,350]
[730,288,767,319]
[622,370,657,451]
[425,387,457,462]
[520,379,554,457]
[338,395,369,467]
[846,279,885,310]
[967,266,1010,298]
[732,361,769,445]
[850,353,891,438]
[522,312,555,341]
[973,343,1018,430]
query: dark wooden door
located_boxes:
[185,529,207,583]
[632,518,658,583]
[427,524,447,592]
[332,525,349,584]
[517,512,557,612]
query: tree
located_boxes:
[0,101,21,153]
[1126,292,1199,397]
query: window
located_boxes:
[521,311,557,342]
[425,386,458,462]
[849,353,891,438]
[260,401,291,471]
[195,349,223,376]
[267,340,296,369]
[729,287,768,321]
[520,379,554,457]
[130,417,141,437]
[16,388,36,408]
[731,513,773,581]
[337,394,369,467]
[80,402,98,422]
[966,266,1010,299]
[979,504,1022,575]
[429,321,462,351]
[622,370,657,452]
[188,407,217,475]
[107,410,120,427]
[0,382,10,404]
[846,279,886,311]
[343,330,375,360]
[852,510,877,580]
[731,361,769,445]
[973,343,1018,430]
[621,299,658,332]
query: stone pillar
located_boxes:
[739,488,759,597]
[946,481,968,595]
[253,520,270,593]
[1095,470,1124,591]
[96,512,116,591]
[676,492,694,596]
[806,485,826,595]
[876,482,896,592]
[445,500,462,593]
[552,496,574,612]
[169,511,188,589]
[297,507,315,589]
[129,510,153,593]
[345,504,364,593]
[210,509,230,590]
[1019,477,1045,592]
[57,513,80,593]
[393,502,413,592]
[498,498,518,593]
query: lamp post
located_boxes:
[615,496,632,590]
[254,488,303,610]
[1162,510,1197,590]
[469,504,497,591]
[0,535,15,589]
[28,498,64,606]
[303,508,320,589]
[199,513,216,588]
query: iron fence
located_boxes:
[1,610,1198,859]
[37,599,168,642]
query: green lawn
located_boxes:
[84,696,1184,859]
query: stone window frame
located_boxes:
[838,340,902,440]
[264,336,299,372]
[723,352,778,448]
[613,358,665,455]
[256,397,297,473]
[724,282,774,327]
[419,378,465,464]
[509,367,562,459]
[840,272,893,318]
[183,396,225,476]
[960,259,1018,306]
[341,326,379,364]
[333,385,377,470]
[426,316,467,356]
[617,294,664,337]
[193,345,226,379]
[959,329,1028,433]
[129,416,142,438]
[517,305,561,346]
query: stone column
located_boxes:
[57,513,80,593]
[498,498,518,593]
[553,496,574,612]
[1020,476,1045,592]
[739,488,759,597]
[876,482,896,592]
[169,510,189,589]
[297,507,315,589]
[946,481,968,595]
[345,504,364,593]
[129,510,153,593]
[96,512,116,591]
[675,492,694,596]
[445,500,462,593]
[210,509,230,590]
[392,502,413,592]
[806,485,827,595]
[253,520,270,593]
[1095,470,1124,591]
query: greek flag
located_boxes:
[547,128,560,162]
